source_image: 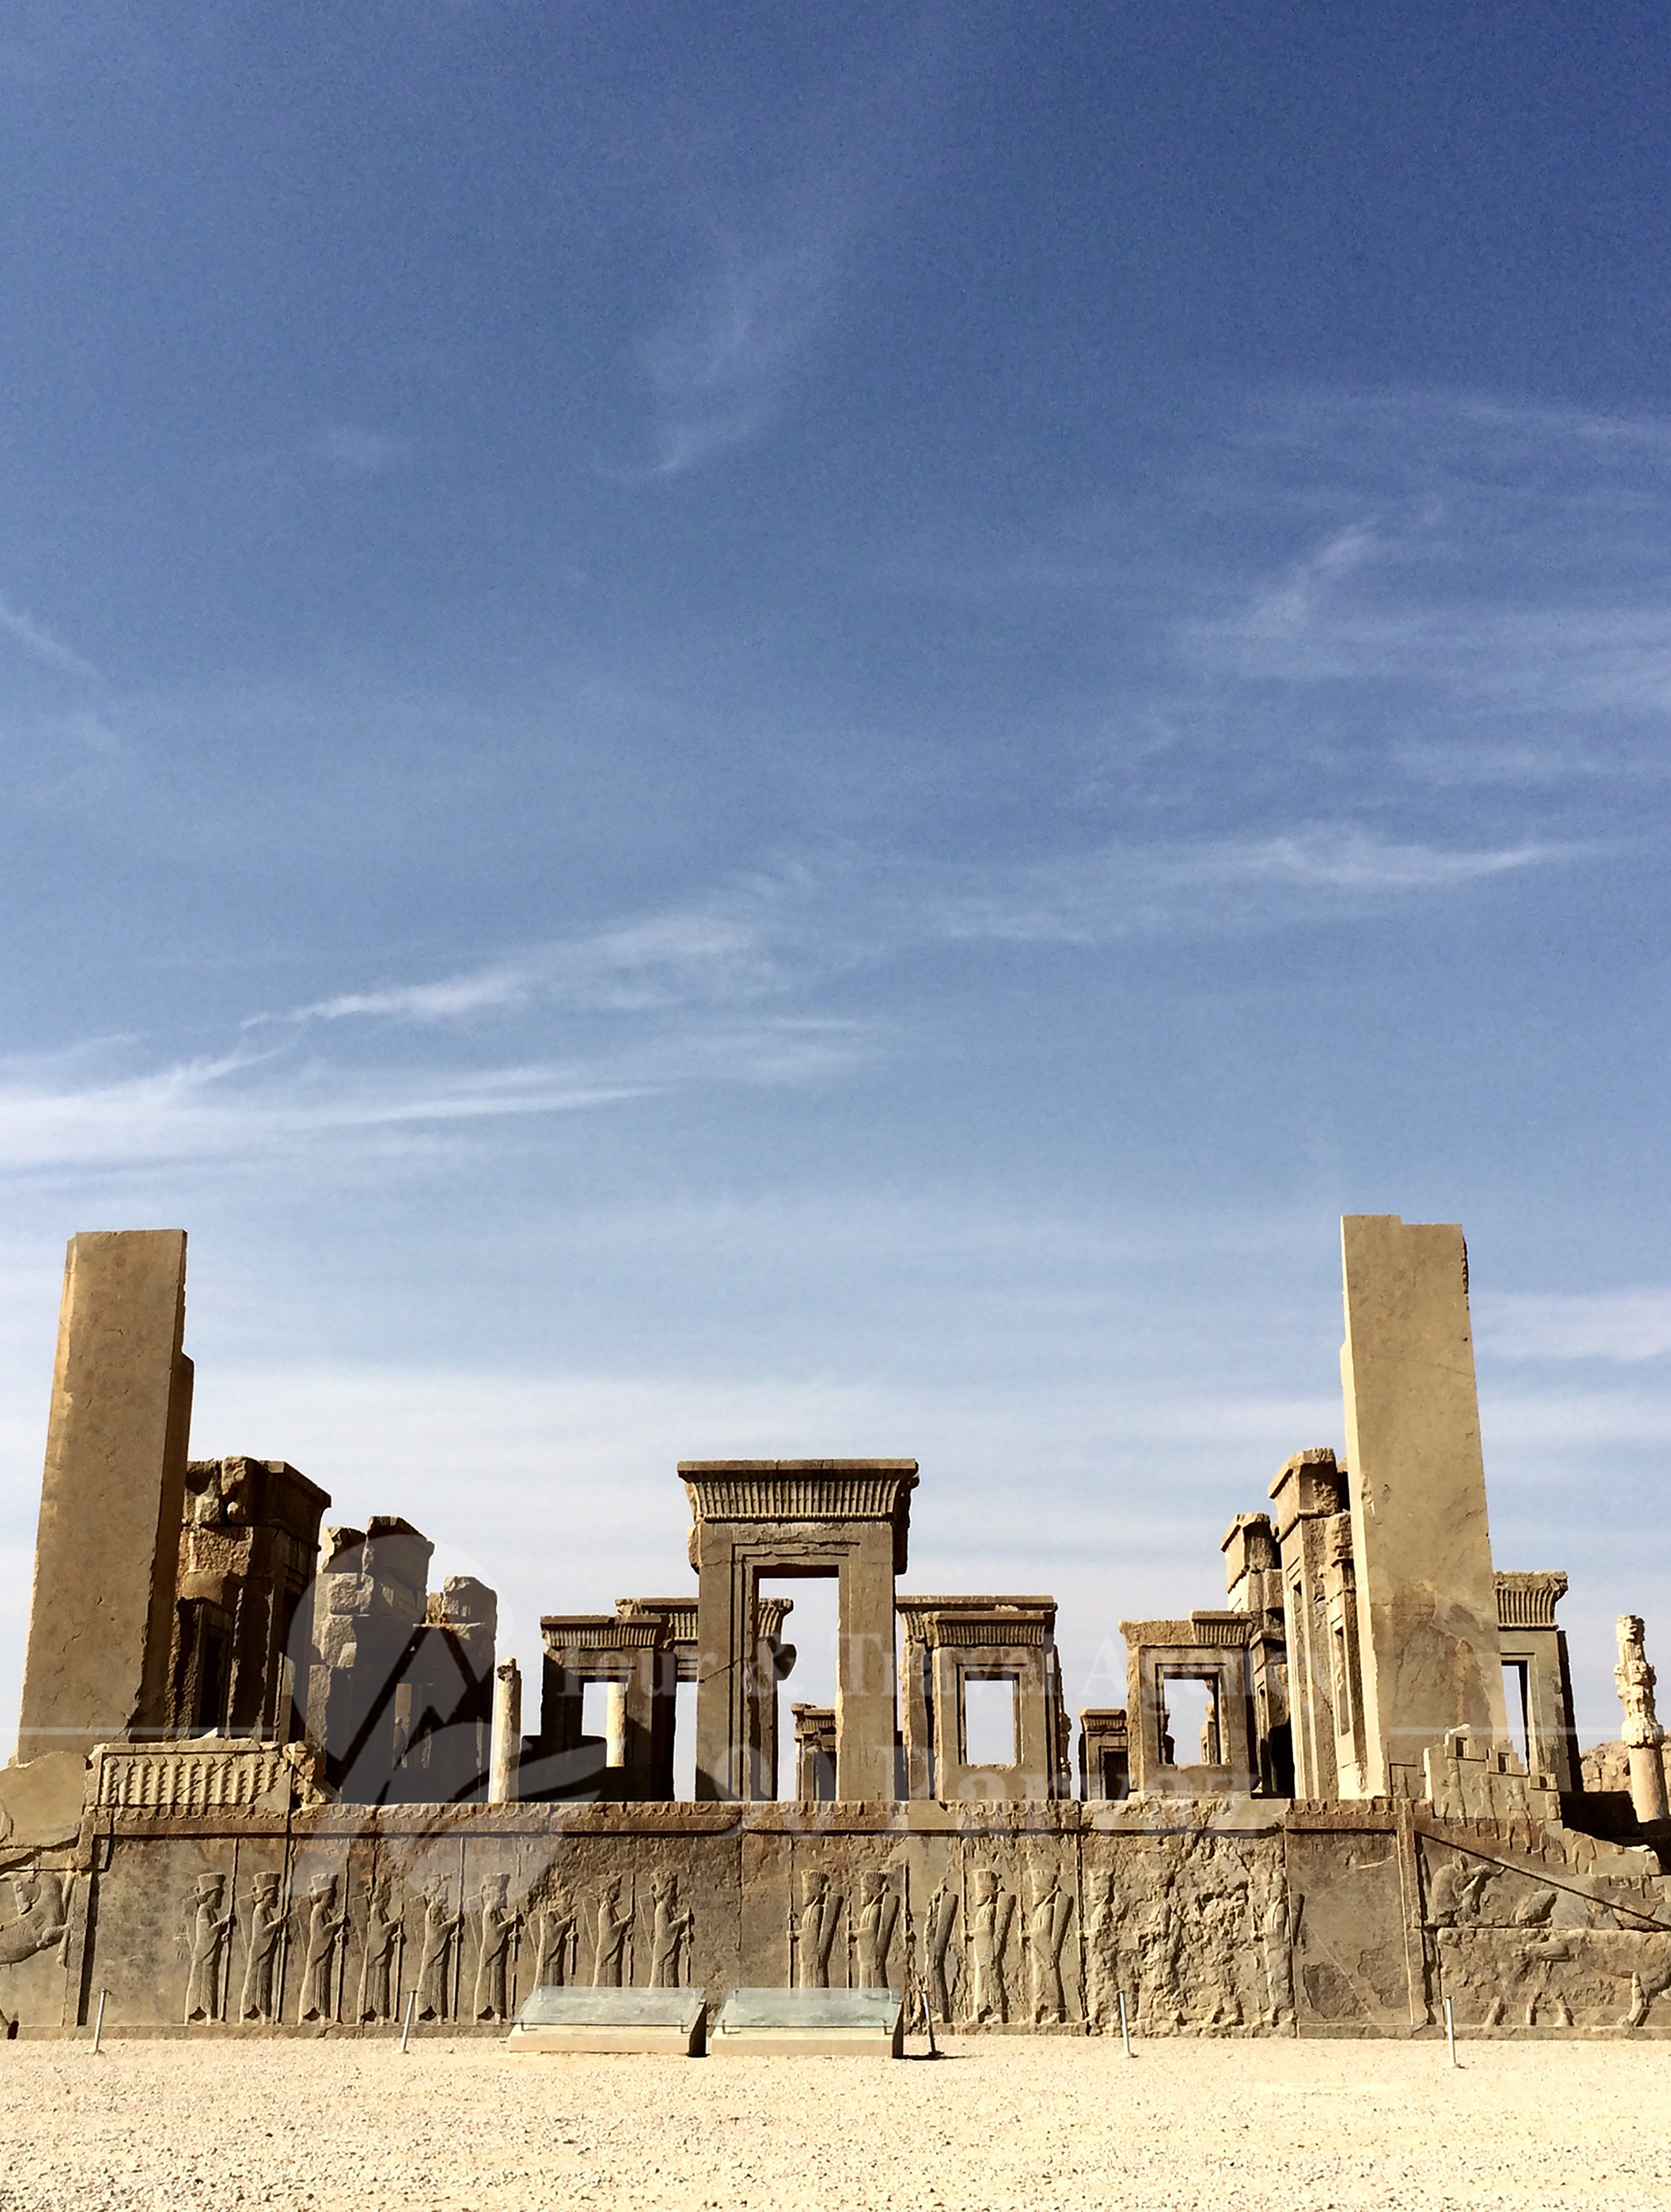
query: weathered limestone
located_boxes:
[680,1460,917,1802]
[17,1231,194,1762]
[169,1457,329,1744]
[489,1660,521,1805]
[1495,1571,1578,1794]
[898,1597,1069,1801]
[791,1704,837,1799]
[1077,1708,1129,1799]
[1339,1214,1509,1797]
[306,1517,433,1799]
[1615,1614,1670,1824]
[615,1594,796,1796]
[1421,1727,1559,1824]
[390,1575,498,1804]
[9,1208,1671,2047]
[1119,1613,1258,1795]
[1267,1448,1359,1799]
[1221,1515,1293,1796]
[537,1613,676,1801]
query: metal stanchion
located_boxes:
[1444,1995,1457,2068]
[1117,1989,1132,2057]
[398,1990,417,2054]
[90,1991,108,2055]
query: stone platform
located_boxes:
[5,1786,1670,2043]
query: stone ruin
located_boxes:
[1,1214,1670,2041]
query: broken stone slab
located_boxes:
[0,1753,88,1851]
[503,1985,706,2055]
[710,1986,903,2057]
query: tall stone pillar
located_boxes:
[489,1659,522,1805]
[1268,1448,1353,1800]
[1614,1614,1669,1825]
[17,1231,194,1763]
[1339,1214,1508,1798]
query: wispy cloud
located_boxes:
[1168,392,1671,787]
[632,237,829,478]
[0,1017,865,1174]
[926,826,1568,944]
[0,590,98,683]
[247,823,1573,1043]
[255,893,796,1029]
[1477,1289,1671,1364]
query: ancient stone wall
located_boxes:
[5,1788,1670,2041]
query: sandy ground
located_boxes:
[1,2035,1669,2212]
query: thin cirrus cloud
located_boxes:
[1170,394,1671,765]
[262,901,792,1027]
[631,237,830,480]
[924,827,1568,945]
[0,589,100,684]
[253,825,1573,1038]
[1476,1290,1671,1364]
[0,1020,867,1175]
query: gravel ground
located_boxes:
[1,2035,1668,2211]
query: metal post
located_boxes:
[91,1990,108,2055]
[1444,1995,1457,2068]
[1117,1988,1132,2058]
[399,1988,417,2054]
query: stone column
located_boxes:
[1222,1512,1292,1795]
[1268,1448,1348,1800]
[1614,1614,1669,1824]
[489,1659,522,1805]
[1339,1215,1508,1798]
[18,1230,194,1763]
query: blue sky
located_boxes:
[3,3,1670,1763]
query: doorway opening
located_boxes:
[1503,1660,1531,1768]
[1159,1674,1218,1765]
[962,1674,1019,1766]
[764,1574,838,1800]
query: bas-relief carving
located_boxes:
[355,1874,401,2024]
[473,1872,522,2022]
[1023,1865,1073,2024]
[590,1875,634,1987]
[1077,1833,1287,2036]
[529,1881,579,1986]
[1254,1864,1298,2030]
[966,1867,1012,2024]
[297,1872,348,2024]
[1422,1837,1671,2032]
[648,1872,693,1989]
[240,1872,287,2022]
[1080,1866,1121,2031]
[184,1872,234,2023]
[0,1868,72,1969]
[415,1881,463,2022]
[920,1877,960,2023]
[854,1870,899,1990]
[792,1870,842,1990]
